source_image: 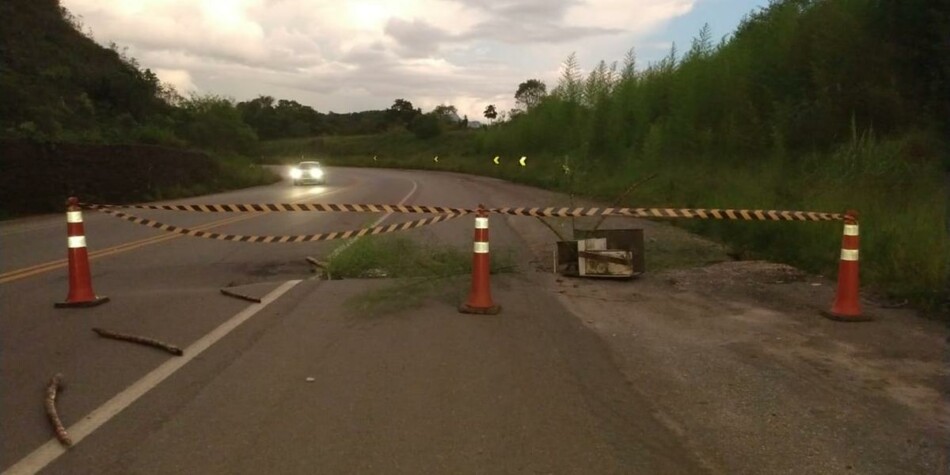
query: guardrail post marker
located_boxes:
[459,205,500,315]
[822,210,868,321]
[55,197,109,308]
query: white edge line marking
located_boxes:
[3,279,302,475]
[328,179,419,259]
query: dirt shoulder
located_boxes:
[467,174,950,474]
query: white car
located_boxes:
[290,161,326,185]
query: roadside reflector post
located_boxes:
[822,210,868,322]
[459,204,501,315]
[55,197,109,308]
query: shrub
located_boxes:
[408,114,442,140]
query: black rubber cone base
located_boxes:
[820,310,872,322]
[459,303,501,315]
[55,296,110,308]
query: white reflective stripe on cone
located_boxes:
[474,242,489,254]
[843,224,859,236]
[68,236,87,248]
[67,211,83,223]
[475,217,489,229]
[840,249,859,261]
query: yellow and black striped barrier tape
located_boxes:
[84,203,846,221]
[489,207,847,221]
[83,203,473,215]
[93,207,464,243]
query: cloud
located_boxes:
[456,0,579,21]
[463,21,620,44]
[61,0,699,120]
[154,68,197,93]
[384,18,452,57]
[568,0,696,31]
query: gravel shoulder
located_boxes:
[465,173,950,474]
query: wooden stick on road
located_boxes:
[45,373,72,447]
[220,288,263,303]
[92,328,184,356]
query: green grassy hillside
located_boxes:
[0,0,278,212]
[0,0,173,141]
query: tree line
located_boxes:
[469,0,948,308]
[0,0,475,156]
[479,0,948,168]
[5,0,947,167]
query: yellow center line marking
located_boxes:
[0,182,355,284]
[0,213,257,284]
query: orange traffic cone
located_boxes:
[459,205,500,315]
[55,197,109,308]
[822,210,869,321]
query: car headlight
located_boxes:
[309,168,324,178]
[290,168,302,179]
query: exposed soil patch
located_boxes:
[537,260,949,474]
[224,260,316,287]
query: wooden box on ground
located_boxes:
[554,228,645,279]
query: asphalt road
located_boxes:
[1,167,706,474]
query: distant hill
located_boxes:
[0,0,282,216]
[0,1,468,146]
[0,0,171,142]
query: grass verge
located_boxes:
[325,235,516,313]
[143,155,281,202]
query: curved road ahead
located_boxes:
[1,167,705,474]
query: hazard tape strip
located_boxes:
[84,203,473,215]
[84,203,846,221]
[489,207,846,221]
[93,208,464,243]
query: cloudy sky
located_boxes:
[62,0,766,121]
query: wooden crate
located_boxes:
[554,228,644,279]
